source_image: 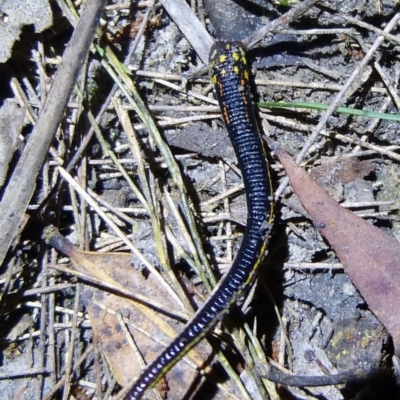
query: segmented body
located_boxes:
[125,41,273,400]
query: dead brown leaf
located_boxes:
[273,142,400,355]
[44,226,213,395]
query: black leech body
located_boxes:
[125,41,273,400]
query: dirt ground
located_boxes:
[1,0,400,399]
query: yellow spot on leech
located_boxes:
[232,51,240,61]
[219,54,227,63]
[233,66,239,74]
[244,70,249,81]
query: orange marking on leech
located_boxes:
[216,81,231,125]
[222,104,230,125]
[242,93,251,122]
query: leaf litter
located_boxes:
[2,0,400,399]
[43,225,213,397]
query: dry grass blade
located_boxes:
[0,0,106,267]
[159,0,213,63]
[98,45,215,288]
[244,0,322,48]
[56,166,184,309]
